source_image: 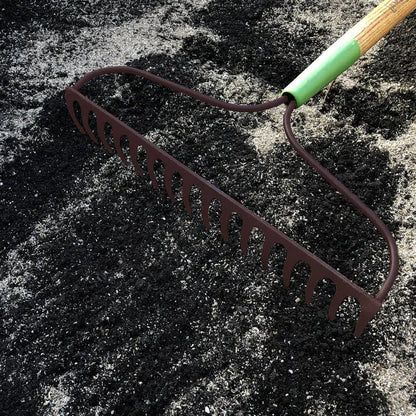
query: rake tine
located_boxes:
[305,269,322,305]
[182,180,193,215]
[219,205,232,242]
[201,192,212,229]
[147,155,159,190]
[261,237,274,269]
[163,167,175,202]
[66,98,85,134]
[112,127,128,165]
[240,221,252,256]
[328,289,347,321]
[96,116,114,154]
[129,145,144,177]
[282,251,299,287]
[354,303,380,337]
[81,108,98,144]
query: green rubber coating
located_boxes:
[282,37,361,107]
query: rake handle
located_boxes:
[283,0,416,106]
[355,0,416,54]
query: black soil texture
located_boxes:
[1,1,415,415]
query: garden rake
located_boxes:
[66,0,416,336]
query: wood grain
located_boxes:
[353,0,416,54]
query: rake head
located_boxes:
[65,66,398,337]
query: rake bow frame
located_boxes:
[65,66,398,337]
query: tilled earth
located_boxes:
[0,1,415,415]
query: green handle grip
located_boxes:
[281,36,361,107]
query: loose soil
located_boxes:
[1,1,415,415]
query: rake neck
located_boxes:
[283,100,399,302]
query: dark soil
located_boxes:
[1,1,415,415]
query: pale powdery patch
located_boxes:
[0,154,124,312]
[291,0,378,41]
[7,2,218,102]
[2,1,218,166]
[164,367,258,416]
[196,64,278,105]
[42,383,71,416]
[264,0,375,63]
[0,107,43,170]
[191,0,214,11]
[359,354,416,416]
[247,118,287,155]
[0,242,37,307]
[40,372,109,416]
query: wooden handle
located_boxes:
[282,0,416,106]
[352,0,416,54]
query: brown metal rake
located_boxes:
[65,0,416,336]
[65,65,398,337]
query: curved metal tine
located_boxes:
[65,89,85,134]
[96,115,114,153]
[164,169,183,203]
[146,152,159,189]
[261,234,278,270]
[240,220,253,256]
[200,187,216,229]
[81,107,98,144]
[305,267,324,305]
[282,250,301,288]
[129,144,144,177]
[182,179,193,215]
[328,288,348,321]
[68,101,85,134]
[220,203,232,242]
[111,125,128,165]
[355,302,380,337]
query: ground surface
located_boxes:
[0,1,415,415]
